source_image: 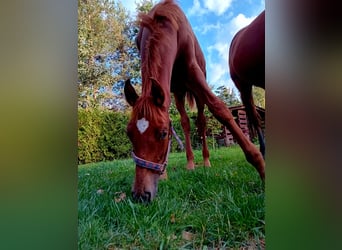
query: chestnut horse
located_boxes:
[229,11,265,157]
[124,0,265,202]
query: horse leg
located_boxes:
[208,96,265,179]
[189,64,265,180]
[174,93,195,170]
[238,82,266,158]
[195,97,211,167]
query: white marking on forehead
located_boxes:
[136,117,149,134]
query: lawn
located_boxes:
[78,146,265,249]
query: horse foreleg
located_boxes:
[189,65,265,180]
[195,99,211,167]
[174,93,195,170]
[209,97,265,180]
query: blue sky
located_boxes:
[122,0,265,91]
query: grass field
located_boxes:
[78,146,265,249]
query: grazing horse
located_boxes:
[124,0,265,202]
[229,11,265,157]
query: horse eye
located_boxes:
[160,130,168,140]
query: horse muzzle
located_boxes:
[132,190,152,202]
[132,166,159,202]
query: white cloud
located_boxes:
[203,0,233,16]
[207,61,239,92]
[208,42,229,61]
[189,0,233,16]
[188,0,207,16]
[206,42,230,87]
[207,63,226,85]
[197,21,221,35]
[205,13,260,89]
[229,13,256,36]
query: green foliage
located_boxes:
[252,86,265,108]
[204,107,221,150]
[78,0,140,109]
[215,85,241,106]
[169,111,193,152]
[78,0,127,85]
[169,93,224,152]
[135,0,156,13]
[78,108,131,164]
[78,106,226,164]
[78,147,265,249]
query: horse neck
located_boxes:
[141,35,176,108]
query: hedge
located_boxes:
[78,108,131,164]
[78,108,219,164]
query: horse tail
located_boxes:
[242,86,262,128]
[185,91,196,111]
[237,78,265,157]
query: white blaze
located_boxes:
[136,118,149,134]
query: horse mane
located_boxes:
[137,0,197,110]
[131,96,168,123]
[138,0,182,95]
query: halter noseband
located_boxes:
[131,126,183,175]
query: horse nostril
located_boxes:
[132,191,151,203]
[144,191,151,202]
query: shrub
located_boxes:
[78,108,130,164]
[78,108,223,164]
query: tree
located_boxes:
[136,0,155,13]
[214,85,241,106]
[252,86,265,108]
[78,0,140,109]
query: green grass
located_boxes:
[78,146,265,249]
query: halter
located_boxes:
[131,126,183,175]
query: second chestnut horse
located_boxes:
[229,10,265,157]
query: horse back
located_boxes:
[229,11,265,88]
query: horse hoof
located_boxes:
[186,162,195,170]
[204,159,211,167]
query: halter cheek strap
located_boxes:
[131,126,183,175]
[131,137,171,175]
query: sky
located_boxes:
[122,0,265,91]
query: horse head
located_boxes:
[124,79,171,202]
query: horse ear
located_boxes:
[150,77,165,107]
[124,79,139,106]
